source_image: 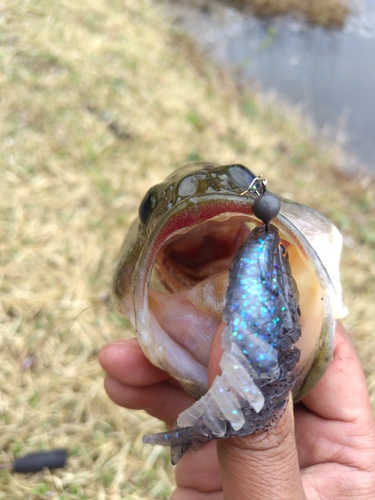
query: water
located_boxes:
[166,1,375,170]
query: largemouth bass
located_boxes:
[112,162,347,461]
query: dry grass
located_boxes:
[0,0,374,498]
[206,0,352,27]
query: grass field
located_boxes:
[1,0,374,498]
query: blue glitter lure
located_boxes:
[142,224,301,464]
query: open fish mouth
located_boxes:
[146,212,322,399]
[150,215,254,366]
[113,163,347,402]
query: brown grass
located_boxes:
[205,0,352,27]
[0,0,374,498]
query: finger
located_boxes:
[301,321,372,423]
[208,322,306,500]
[174,441,222,493]
[99,338,170,386]
[104,375,195,423]
[217,398,306,500]
[171,488,222,500]
[295,322,375,470]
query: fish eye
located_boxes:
[279,242,287,257]
[138,188,157,225]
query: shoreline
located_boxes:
[171,0,353,28]
[163,0,375,173]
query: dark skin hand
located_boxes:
[99,322,375,499]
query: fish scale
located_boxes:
[142,224,302,464]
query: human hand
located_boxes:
[99,322,375,499]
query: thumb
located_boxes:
[209,322,306,500]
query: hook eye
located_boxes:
[240,175,267,196]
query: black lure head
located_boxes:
[242,175,281,228]
[253,190,281,227]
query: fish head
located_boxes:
[113,162,347,401]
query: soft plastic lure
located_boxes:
[143,220,301,464]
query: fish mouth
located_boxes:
[149,216,253,371]
[134,199,327,399]
[154,216,252,289]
